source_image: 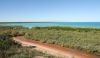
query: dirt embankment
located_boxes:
[13,36,99,58]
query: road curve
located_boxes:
[13,36,99,58]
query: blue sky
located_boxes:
[0,0,100,22]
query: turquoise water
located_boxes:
[0,22,100,28]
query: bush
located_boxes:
[25,27,100,56]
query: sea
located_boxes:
[0,22,100,28]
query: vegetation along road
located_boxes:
[14,36,99,58]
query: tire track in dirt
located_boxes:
[13,36,99,58]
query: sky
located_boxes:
[0,0,100,22]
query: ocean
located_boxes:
[0,22,100,28]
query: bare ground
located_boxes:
[13,36,99,58]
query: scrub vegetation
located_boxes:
[0,26,100,57]
[0,26,58,58]
[25,27,100,56]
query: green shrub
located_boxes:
[25,27,100,56]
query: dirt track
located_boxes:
[13,36,99,58]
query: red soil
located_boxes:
[14,36,100,58]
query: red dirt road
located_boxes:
[14,36,99,58]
